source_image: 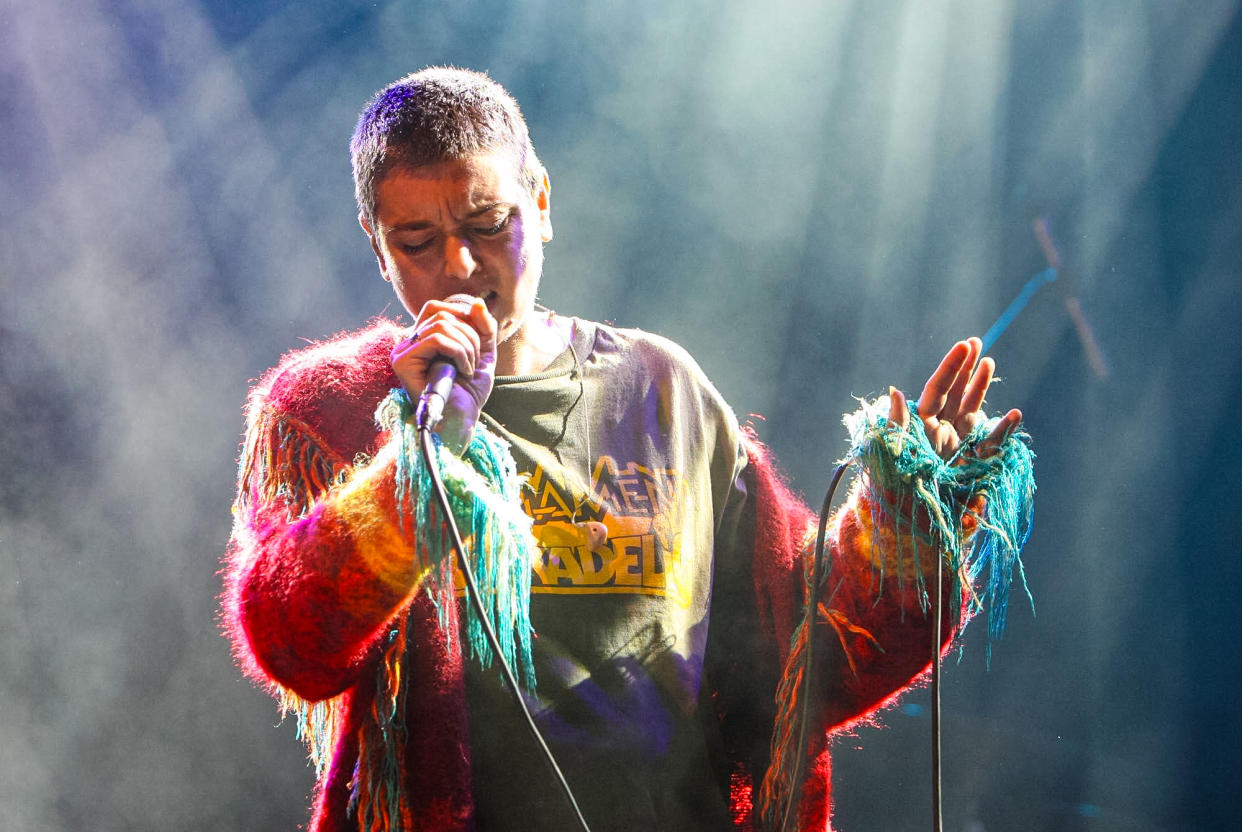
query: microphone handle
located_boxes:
[416,360,456,430]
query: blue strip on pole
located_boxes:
[981,267,1058,353]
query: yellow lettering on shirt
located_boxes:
[503,457,698,608]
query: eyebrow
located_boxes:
[386,202,508,232]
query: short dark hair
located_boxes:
[350,66,544,222]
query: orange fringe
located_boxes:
[236,404,350,517]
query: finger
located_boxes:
[977,408,1022,458]
[953,355,995,437]
[466,296,498,348]
[416,295,496,362]
[959,355,993,415]
[398,329,477,377]
[918,340,971,418]
[397,315,484,375]
[415,294,484,328]
[941,336,981,419]
[887,386,910,431]
[399,314,484,363]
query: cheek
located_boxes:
[383,260,431,308]
[508,223,531,273]
[520,244,543,281]
[376,242,402,280]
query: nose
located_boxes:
[444,234,477,280]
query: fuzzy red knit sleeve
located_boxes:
[225,422,427,703]
[222,398,429,702]
[748,437,973,732]
[815,482,979,731]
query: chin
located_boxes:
[502,304,537,336]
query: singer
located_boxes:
[222,67,1032,832]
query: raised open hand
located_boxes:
[888,336,1022,461]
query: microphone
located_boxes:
[415,360,456,431]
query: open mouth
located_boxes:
[444,289,503,325]
[446,289,498,308]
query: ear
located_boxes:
[535,171,553,243]
[359,212,391,282]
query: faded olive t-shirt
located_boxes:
[467,318,753,831]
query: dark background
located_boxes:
[2,1,1239,829]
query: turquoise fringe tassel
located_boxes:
[843,394,1036,660]
[378,388,538,688]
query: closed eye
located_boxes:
[400,239,434,255]
[473,214,511,236]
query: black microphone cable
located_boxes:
[416,417,593,832]
[781,461,947,832]
[781,462,847,832]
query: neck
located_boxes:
[496,311,571,376]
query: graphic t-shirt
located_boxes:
[466,318,752,831]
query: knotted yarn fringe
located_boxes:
[758,394,1035,831]
[235,404,349,517]
[350,616,412,832]
[377,388,539,689]
[278,686,344,782]
[844,395,1036,652]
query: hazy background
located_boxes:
[2,1,1239,829]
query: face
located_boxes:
[361,151,552,345]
